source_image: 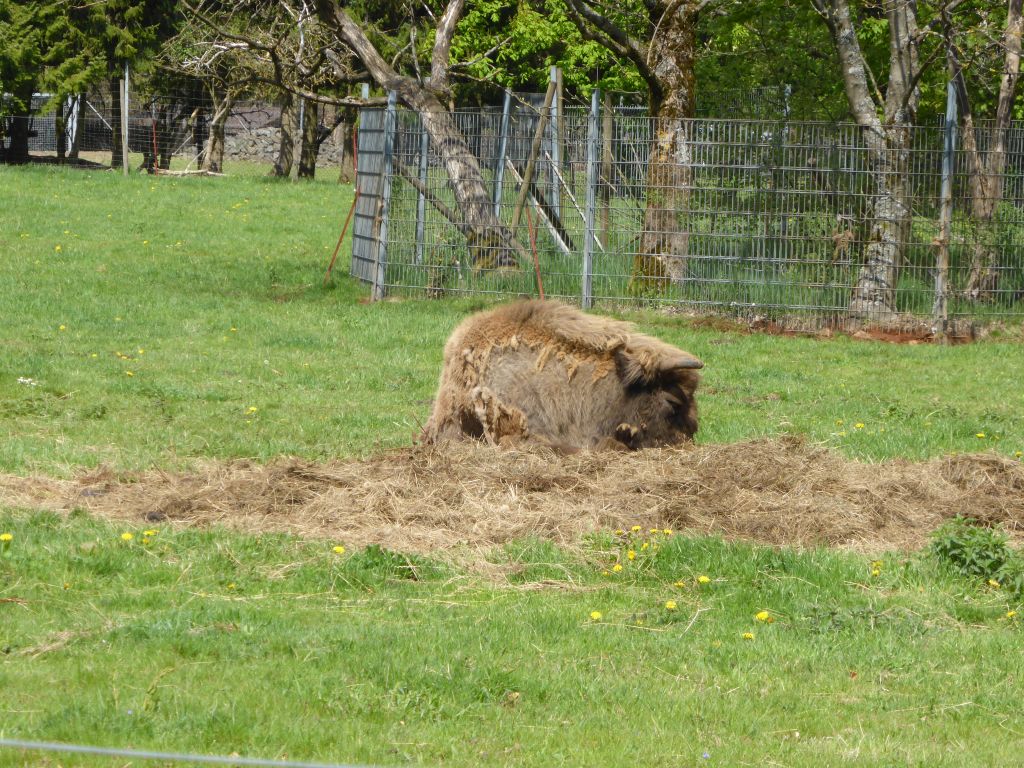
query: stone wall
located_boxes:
[224,127,348,167]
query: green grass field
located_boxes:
[2,165,1024,767]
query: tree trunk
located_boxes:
[203,91,233,174]
[631,3,697,290]
[848,126,912,321]
[273,90,299,178]
[5,82,36,165]
[315,1,523,268]
[959,0,1022,299]
[297,99,319,179]
[337,109,356,184]
[110,77,125,170]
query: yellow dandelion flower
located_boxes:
[988,579,1001,588]
[627,550,636,561]
[227,583,236,590]
[589,611,603,621]
[755,610,772,623]
[630,525,642,533]
[612,564,623,573]
[697,575,711,584]
[1007,610,1017,619]
[143,530,158,536]
[649,528,659,534]
[143,240,149,246]
[641,541,649,550]
[125,371,134,377]
[1016,451,1023,458]
[835,419,844,426]
[0,532,12,542]
[142,537,151,545]
[742,632,755,640]
[58,324,66,331]
[665,600,677,611]
[976,432,986,439]
[673,580,686,588]
[663,528,673,536]
[601,570,610,576]
[54,244,62,252]
[332,545,346,554]
[871,569,881,577]
[247,406,258,413]
[230,327,238,332]
[855,422,864,429]
[120,532,134,541]
[63,582,71,590]
[614,529,625,536]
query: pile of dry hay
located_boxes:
[2,438,1022,555]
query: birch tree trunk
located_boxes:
[633,3,697,289]
[958,0,1023,300]
[815,0,921,323]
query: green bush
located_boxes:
[930,517,1023,595]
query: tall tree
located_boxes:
[561,0,722,285]
[946,0,1023,300]
[811,0,940,321]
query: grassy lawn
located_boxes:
[2,165,1024,766]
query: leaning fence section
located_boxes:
[356,97,1024,331]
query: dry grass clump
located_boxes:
[2,438,1022,555]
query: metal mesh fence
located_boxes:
[1,87,354,177]
[361,99,1024,330]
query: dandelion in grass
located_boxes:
[332,545,346,555]
[63,582,71,590]
[755,610,773,623]
[665,600,677,611]
[871,568,881,577]
[602,570,610,576]
[988,579,1001,588]
[143,530,158,537]
[0,532,12,556]
[977,432,986,439]
[1016,451,1023,459]
[742,632,755,640]
[673,580,686,588]
[641,541,649,550]
[612,564,623,573]
[120,532,134,541]
[125,371,134,377]
[649,528,659,534]
[227,583,236,590]
[614,529,625,536]
[663,529,673,536]
[1007,610,1017,620]
[58,325,66,331]
[0,533,12,542]
[631,525,642,533]
[589,611,602,621]
[54,245,62,252]
[247,406,258,414]
[627,550,636,561]
[855,423,864,430]
[697,575,711,585]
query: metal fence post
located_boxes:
[372,90,397,301]
[414,117,429,264]
[582,89,599,310]
[550,66,562,222]
[493,90,512,218]
[934,81,958,340]
[121,63,130,176]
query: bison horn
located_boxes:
[659,354,704,371]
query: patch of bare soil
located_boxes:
[2,439,1022,555]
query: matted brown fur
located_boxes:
[424,300,704,450]
[3,439,1023,557]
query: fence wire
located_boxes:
[1,87,355,178]
[360,101,1024,330]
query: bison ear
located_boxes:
[659,353,704,372]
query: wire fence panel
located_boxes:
[1,86,355,177]
[360,101,1024,331]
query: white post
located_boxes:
[582,89,599,309]
[934,81,958,341]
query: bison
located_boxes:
[422,300,703,451]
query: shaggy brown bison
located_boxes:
[423,300,703,451]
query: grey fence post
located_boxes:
[493,90,512,218]
[414,117,429,264]
[550,66,562,222]
[372,90,397,301]
[934,81,958,340]
[121,63,130,176]
[582,89,600,310]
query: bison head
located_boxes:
[610,348,702,450]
